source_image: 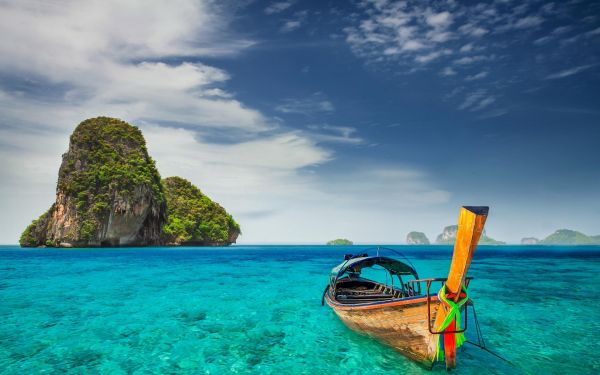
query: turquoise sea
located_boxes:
[1,245,599,374]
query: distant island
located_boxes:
[538,229,600,245]
[406,231,430,244]
[20,117,240,248]
[327,238,353,245]
[435,225,505,245]
[521,237,539,245]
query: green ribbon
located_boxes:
[435,284,469,361]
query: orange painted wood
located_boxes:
[446,206,488,298]
[431,206,488,369]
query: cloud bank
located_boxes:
[0,0,450,244]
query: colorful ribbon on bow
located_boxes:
[435,284,469,361]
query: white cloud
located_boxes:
[403,40,426,51]
[459,43,474,52]
[458,23,488,37]
[552,26,572,35]
[280,10,308,33]
[587,27,600,36]
[306,125,363,144]
[282,20,302,32]
[0,1,452,244]
[514,15,543,29]
[440,67,457,76]
[534,36,552,45]
[0,0,253,78]
[0,0,315,243]
[0,1,266,133]
[453,55,488,65]
[143,124,449,243]
[465,71,488,81]
[545,64,596,80]
[458,89,495,111]
[415,49,451,63]
[425,11,453,29]
[275,93,334,114]
[265,1,295,15]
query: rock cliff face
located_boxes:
[161,177,240,246]
[21,117,242,248]
[435,225,505,244]
[435,225,458,244]
[20,117,166,247]
[406,231,430,244]
[521,237,539,245]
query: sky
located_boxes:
[0,0,599,244]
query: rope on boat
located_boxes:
[435,284,469,361]
[470,302,486,348]
[465,303,530,374]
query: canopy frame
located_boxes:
[329,255,419,290]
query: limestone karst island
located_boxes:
[20,117,240,248]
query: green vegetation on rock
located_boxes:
[20,207,54,247]
[20,117,240,248]
[540,229,600,245]
[479,235,506,245]
[59,117,165,241]
[161,177,240,246]
[327,238,353,245]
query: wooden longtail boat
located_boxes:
[323,206,488,370]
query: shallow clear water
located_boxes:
[1,245,599,374]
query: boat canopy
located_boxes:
[329,256,418,286]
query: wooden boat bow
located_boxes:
[431,206,488,369]
[323,206,489,370]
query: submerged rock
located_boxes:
[406,231,430,244]
[161,176,240,246]
[20,117,166,247]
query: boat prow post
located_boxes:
[433,206,489,370]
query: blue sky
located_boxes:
[0,0,599,244]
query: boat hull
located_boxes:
[325,291,440,368]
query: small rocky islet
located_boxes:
[406,231,430,245]
[20,117,240,248]
[326,238,353,245]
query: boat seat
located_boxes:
[337,293,394,300]
[337,288,382,295]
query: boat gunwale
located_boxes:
[325,289,439,310]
